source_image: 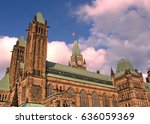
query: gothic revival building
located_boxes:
[0,12,150,107]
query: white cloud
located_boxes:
[0,36,18,79]
[47,41,72,65]
[73,0,150,75]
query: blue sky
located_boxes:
[0,0,150,79]
[0,0,91,43]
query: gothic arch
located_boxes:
[80,90,88,107]
[47,84,54,97]
[112,95,118,107]
[2,94,4,101]
[62,100,69,107]
[92,92,99,107]
[102,93,110,107]
[67,87,75,96]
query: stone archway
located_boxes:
[45,92,76,107]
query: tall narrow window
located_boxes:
[2,94,4,101]
[22,86,26,102]
[92,92,99,107]
[80,90,88,107]
[112,95,118,107]
[47,84,53,96]
[103,93,110,107]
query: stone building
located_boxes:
[0,12,150,107]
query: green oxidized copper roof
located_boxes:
[21,103,45,107]
[116,58,138,78]
[18,36,25,47]
[47,73,114,88]
[35,12,45,24]
[145,82,150,91]
[46,61,113,88]
[0,72,10,91]
[72,39,81,56]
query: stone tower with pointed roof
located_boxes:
[69,39,86,69]
[24,12,48,78]
[18,12,48,106]
[115,58,148,107]
[9,36,25,88]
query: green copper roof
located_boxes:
[46,61,112,86]
[47,73,115,89]
[72,39,81,56]
[116,58,138,78]
[145,82,150,91]
[18,36,25,47]
[35,12,45,24]
[0,72,10,91]
[21,103,45,107]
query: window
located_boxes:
[80,90,88,107]
[103,93,110,107]
[2,94,4,101]
[22,86,26,102]
[0,94,1,101]
[92,92,99,107]
[47,84,53,96]
[4,95,7,101]
[67,88,75,96]
[112,95,118,107]
[63,101,69,107]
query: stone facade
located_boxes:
[0,12,150,107]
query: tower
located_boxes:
[24,12,48,78]
[18,12,48,106]
[9,36,25,88]
[146,68,150,83]
[115,58,148,107]
[69,39,86,69]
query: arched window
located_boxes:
[80,90,88,107]
[2,94,4,101]
[92,92,99,107]
[67,88,75,96]
[47,84,53,96]
[63,101,69,107]
[112,95,118,107]
[103,93,110,107]
[5,95,7,101]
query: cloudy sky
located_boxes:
[0,0,150,79]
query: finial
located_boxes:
[111,67,114,76]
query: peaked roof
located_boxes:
[18,36,25,47]
[35,12,45,24]
[0,71,10,91]
[116,58,138,78]
[72,39,81,56]
[46,61,113,88]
